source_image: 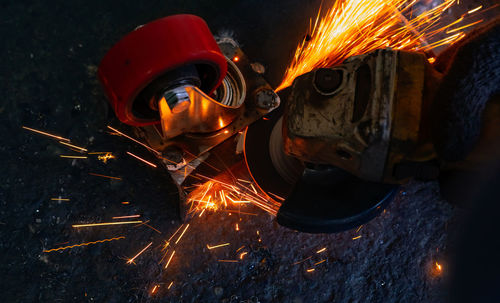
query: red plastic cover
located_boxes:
[98,14,227,126]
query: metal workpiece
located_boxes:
[162,86,192,113]
[159,85,242,137]
[97,16,282,170]
[159,64,203,113]
[158,58,246,139]
[98,14,228,126]
[215,59,247,107]
[136,42,280,167]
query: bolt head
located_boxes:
[256,89,279,109]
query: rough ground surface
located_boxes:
[0,0,494,302]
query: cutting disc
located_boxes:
[276,166,398,233]
[244,107,398,233]
[244,107,303,200]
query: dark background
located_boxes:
[0,0,495,302]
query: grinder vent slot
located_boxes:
[352,64,371,123]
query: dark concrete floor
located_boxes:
[0,1,497,302]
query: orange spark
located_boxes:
[164,250,176,269]
[250,184,258,194]
[435,261,442,272]
[72,221,142,228]
[88,172,122,180]
[306,268,315,273]
[60,155,87,159]
[467,5,482,14]
[112,215,141,219]
[276,0,480,91]
[236,246,245,252]
[166,224,184,246]
[126,151,157,168]
[239,252,248,260]
[59,141,87,152]
[97,152,115,163]
[121,201,130,204]
[225,195,250,204]
[133,220,151,228]
[221,190,227,207]
[235,223,239,231]
[218,259,238,263]
[293,256,312,265]
[168,281,174,289]
[142,223,162,234]
[186,176,280,217]
[43,236,125,253]
[446,19,484,34]
[352,235,362,240]
[314,259,326,266]
[207,243,230,250]
[22,126,70,141]
[51,198,70,202]
[233,56,239,62]
[316,247,327,254]
[237,179,252,183]
[175,224,190,244]
[107,126,161,155]
[151,285,159,294]
[127,242,153,264]
[158,226,179,261]
[267,192,285,202]
[219,209,258,216]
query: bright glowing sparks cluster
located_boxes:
[276,0,484,91]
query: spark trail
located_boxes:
[43,236,125,253]
[277,0,484,91]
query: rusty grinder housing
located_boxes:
[98,15,442,233]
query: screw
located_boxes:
[255,89,280,109]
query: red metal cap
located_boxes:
[98,14,227,126]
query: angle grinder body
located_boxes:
[98,14,500,233]
[270,19,500,232]
[283,49,441,184]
